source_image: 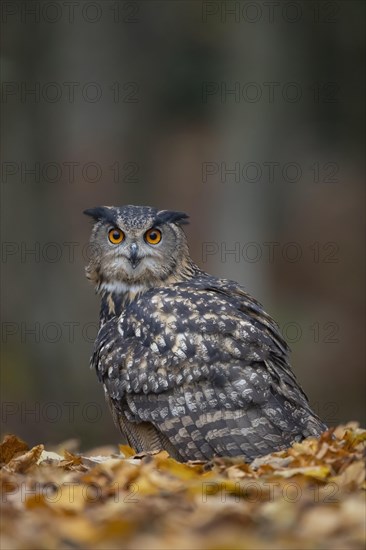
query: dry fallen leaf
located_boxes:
[5,444,44,473]
[0,435,29,464]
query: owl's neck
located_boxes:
[99,257,203,324]
[99,282,149,322]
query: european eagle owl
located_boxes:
[84,205,326,462]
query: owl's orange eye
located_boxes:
[145,228,162,245]
[108,228,125,244]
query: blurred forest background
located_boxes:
[1,1,365,448]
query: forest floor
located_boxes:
[1,423,365,549]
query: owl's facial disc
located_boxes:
[84,205,191,293]
[106,230,163,285]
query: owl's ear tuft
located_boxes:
[155,210,190,226]
[83,206,116,225]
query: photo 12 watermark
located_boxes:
[2,401,104,425]
[1,81,140,104]
[201,161,340,184]
[201,479,339,504]
[1,161,140,184]
[202,81,339,104]
[1,1,141,25]
[201,241,340,264]
[201,1,341,24]
[1,480,139,504]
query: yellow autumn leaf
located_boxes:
[119,445,136,458]
[156,456,204,480]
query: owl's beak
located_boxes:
[128,243,141,269]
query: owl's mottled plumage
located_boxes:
[84,205,326,462]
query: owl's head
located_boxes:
[84,205,192,293]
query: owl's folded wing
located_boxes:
[93,282,326,461]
